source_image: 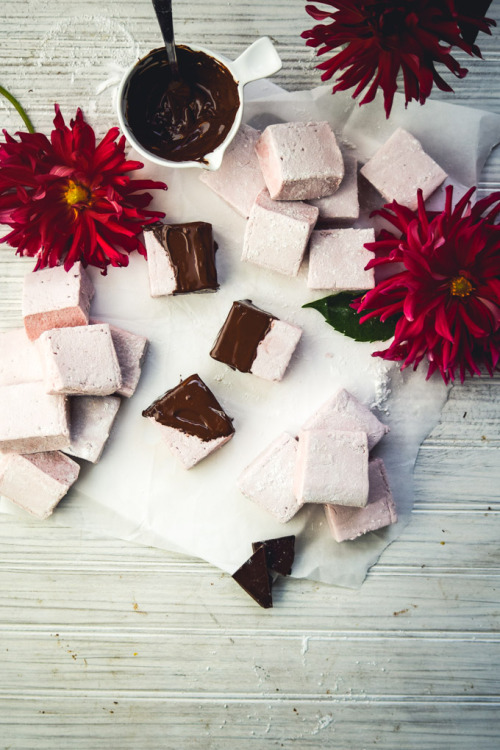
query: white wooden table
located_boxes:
[1,2,499,747]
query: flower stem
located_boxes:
[0,85,35,133]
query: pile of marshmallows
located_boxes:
[0,263,147,519]
[200,121,447,286]
[0,120,448,541]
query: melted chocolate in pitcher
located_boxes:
[124,46,240,163]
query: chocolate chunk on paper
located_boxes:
[252,535,296,577]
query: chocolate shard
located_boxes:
[232,545,273,609]
[252,535,296,577]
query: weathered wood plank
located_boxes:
[0,698,499,750]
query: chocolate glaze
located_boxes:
[232,545,273,609]
[252,536,296,577]
[145,221,218,293]
[142,374,234,442]
[210,300,275,373]
[124,46,240,163]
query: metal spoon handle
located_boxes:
[151,0,178,74]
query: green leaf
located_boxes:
[303,292,396,343]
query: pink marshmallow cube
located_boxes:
[0,450,80,520]
[242,189,318,276]
[251,319,303,381]
[22,262,95,341]
[360,128,447,211]
[308,153,359,221]
[238,433,303,523]
[324,458,398,541]
[0,382,70,454]
[199,124,266,218]
[255,121,344,201]
[142,374,235,470]
[0,327,44,386]
[37,323,122,396]
[65,395,121,463]
[307,227,375,291]
[294,428,369,508]
[303,388,389,451]
[91,320,148,398]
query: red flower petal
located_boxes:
[0,105,167,273]
[302,0,495,117]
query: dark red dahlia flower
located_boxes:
[302,0,495,118]
[353,187,500,383]
[0,105,167,273]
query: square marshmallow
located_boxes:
[242,189,318,276]
[22,262,95,341]
[143,221,218,297]
[307,228,375,291]
[0,381,69,454]
[91,320,148,398]
[324,458,397,541]
[303,388,389,451]
[0,450,80,520]
[294,428,369,508]
[210,300,302,382]
[308,153,359,221]
[37,323,122,396]
[238,433,303,523]
[199,124,266,217]
[0,327,44,386]
[255,121,344,201]
[65,395,121,463]
[360,128,447,211]
[142,374,235,469]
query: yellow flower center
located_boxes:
[63,180,92,207]
[449,275,473,298]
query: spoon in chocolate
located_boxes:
[151,0,179,77]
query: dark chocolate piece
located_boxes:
[124,45,240,164]
[210,300,275,373]
[142,373,234,442]
[252,536,296,577]
[145,221,218,293]
[232,545,273,609]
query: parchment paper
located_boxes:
[2,83,500,588]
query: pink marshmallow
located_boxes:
[91,320,148,398]
[143,229,177,297]
[324,458,397,541]
[307,228,375,291]
[0,327,44,386]
[0,382,69,454]
[242,189,318,276]
[22,262,95,341]
[251,319,302,382]
[238,432,303,523]
[0,450,80,520]
[303,388,389,451]
[37,323,122,396]
[308,153,359,221]
[199,124,266,217]
[360,128,447,211]
[65,395,121,463]
[294,428,369,508]
[255,121,344,201]
[154,426,233,470]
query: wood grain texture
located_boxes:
[1,1,500,748]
